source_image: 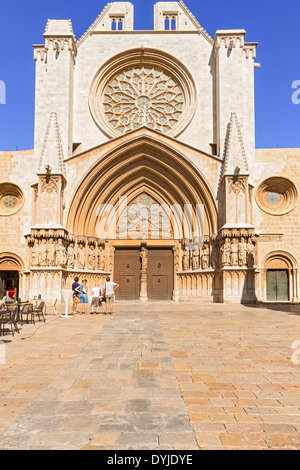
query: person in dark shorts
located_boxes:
[72,277,80,314]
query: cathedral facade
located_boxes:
[0,1,299,304]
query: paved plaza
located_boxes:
[0,302,300,450]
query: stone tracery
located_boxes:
[103,66,184,135]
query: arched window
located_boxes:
[171,17,177,30]
[164,17,170,30]
[118,19,123,31]
[111,19,117,31]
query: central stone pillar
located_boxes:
[139,246,148,302]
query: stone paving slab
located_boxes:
[0,302,300,449]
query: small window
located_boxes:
[164,17,170,30]
[171,17,176,30]
[111,19,117,31]
[118,19,123,31]
[210,143,217,156]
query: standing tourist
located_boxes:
[103,277,119,316]
[91,282,103,315]
[72,277,80,314]
[79,279,89,316]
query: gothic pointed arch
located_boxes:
[66,130,218,240]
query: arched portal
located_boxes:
[0,252,24,301]
[262,251,298,302]
[66,130,218,301]
[67,132,218,237]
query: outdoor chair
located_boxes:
[20,303,34,324]
[45,298,58,315]
[0,308,19,337]
[32,302,46,324]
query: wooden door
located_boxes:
[147,249,174,300]
[114,249,140,300]
[267,270,289,301]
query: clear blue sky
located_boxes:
[0,0,299,151]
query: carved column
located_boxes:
[140,246,148,302]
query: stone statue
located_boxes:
[211,243,219,269]
[202,243,210,270]
[67,243,76,269]
[230,238,238,266]
[221,238,231,266]
[247,238,255,267]
[88,245,96,270]
[38,239,47,267]
[97,246,105,271]
[77,243,86,269]
[47,238,56,266]
[140,247,148,271]
[192,246,200,270]
[31,240,39,267]
[182,248,190,271]
[238,237,247,266]
[56,239,67,266]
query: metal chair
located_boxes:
[32,302,46,324]
[0,308,19,337]
[19,303,34,324]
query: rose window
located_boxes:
[103,67,184,135]
[0,183,24,216]
[2,195,18,209]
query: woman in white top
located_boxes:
[91,283,103,315]
[103,277,119,315]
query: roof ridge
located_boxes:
[178,1,214,45]
[76,3,112,48]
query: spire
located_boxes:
[38,112,66,176]
[223,113,249,176]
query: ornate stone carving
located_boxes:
[230,238,239,266]
[192,246,200,270]
[201,243,210,270]
[41,177,58,194]
[220,238,231,266]
[47,238,56,266]
[140,247,148,271]
[31,240,39,267]
[238,237,247,266]
[247,238,255,268]
[97,245,106,271]
[77,243,86,270]
[67,243,76,269]
[38,239,48,267]
[56,239,67,267]
[182,247,190,271]
[103,66,184,136]
[88,245,96,270]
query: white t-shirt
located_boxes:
[105,282,117,296]
[91,287,101,298]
